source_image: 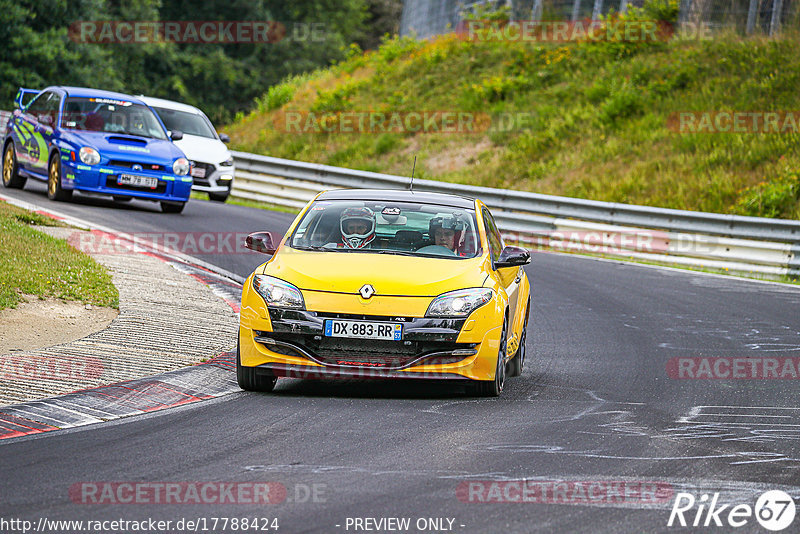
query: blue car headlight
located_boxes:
[253,275,305,310]
[426,288,493,318]
[79,147,100,165]
[173,157,190,176]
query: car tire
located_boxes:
[236,338,277,392]
[507,326,526,378]
[47,153,72,201]
[2,142,27,189]
[469,318,506,397]
[112,196,132,202]
[507,301,530,378]
[208,190,230,202]
[160,201,186,214]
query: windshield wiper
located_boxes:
[375,250,417,257]
[292,245,339,252]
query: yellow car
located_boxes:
[237,189,531,396]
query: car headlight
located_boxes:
[426,288,493,318]
[173,157,190,176]
[220,156,234,166]
[79,147,100,165]
[253,275,305,309]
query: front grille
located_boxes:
[108,160,164,171]
[105,176,167,194]
[315,339,417,367]
[256,332,473,369]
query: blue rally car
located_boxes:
[2,86,192,213]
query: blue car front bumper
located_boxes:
[62,161,192,202]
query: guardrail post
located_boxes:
[746,0,758,33]
[572,0,582,21]
[769,0,784,35]
[592,0,604,19]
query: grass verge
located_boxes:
[0,201,119,310]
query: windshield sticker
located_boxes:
[382,207,401,216]
[89,98,133,107]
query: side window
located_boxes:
[482,208,504,263]
[25,93,48,115]
[41,93,61,126]
[26,92,59,126]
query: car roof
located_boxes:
[137,95,203,115]
[317,189,476,209]
[53,86,146,104]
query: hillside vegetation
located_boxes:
[226,7,800,219]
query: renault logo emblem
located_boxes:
[359,284,375,299]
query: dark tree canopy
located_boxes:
[0,0,401,124]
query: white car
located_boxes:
[139,96,235,202]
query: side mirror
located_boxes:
[245,231,280,254]
[495,245,530,269]
[218,133,230,143]
[170,130,184,141]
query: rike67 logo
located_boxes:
[668,490,796,531]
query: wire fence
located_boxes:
[399,0,797,37]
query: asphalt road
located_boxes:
[2,184,800,533]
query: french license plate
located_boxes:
[190,166,206,178]
[324,320,402,341]
[118,174,158,189]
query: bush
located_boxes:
[735,168,800,219]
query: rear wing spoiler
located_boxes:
[14,88,41,110]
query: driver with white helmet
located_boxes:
[340,207,376,249]
[429,213,465,253]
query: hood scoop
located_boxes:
[107,136,147,146]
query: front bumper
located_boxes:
[61,160,192,201]
[189,161,233,193]
[239,308,503,382]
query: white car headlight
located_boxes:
[173,157,190,176]
[79,147,100,165]
[220,156,234,166]
[253,275,305,309]
[426,288,493,318]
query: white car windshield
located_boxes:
[290,200,482,258]
[152,107,216,139]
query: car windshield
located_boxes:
[61,97,167,139]
[290,200,482,259]
[151,107,216,139]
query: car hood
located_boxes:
[172,134,230,165]
[263,248,487,297]
[67,131,186,162]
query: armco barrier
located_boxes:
[229,151,799,279]
[0,107,795,279]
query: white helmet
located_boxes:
[340,207,376,249]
